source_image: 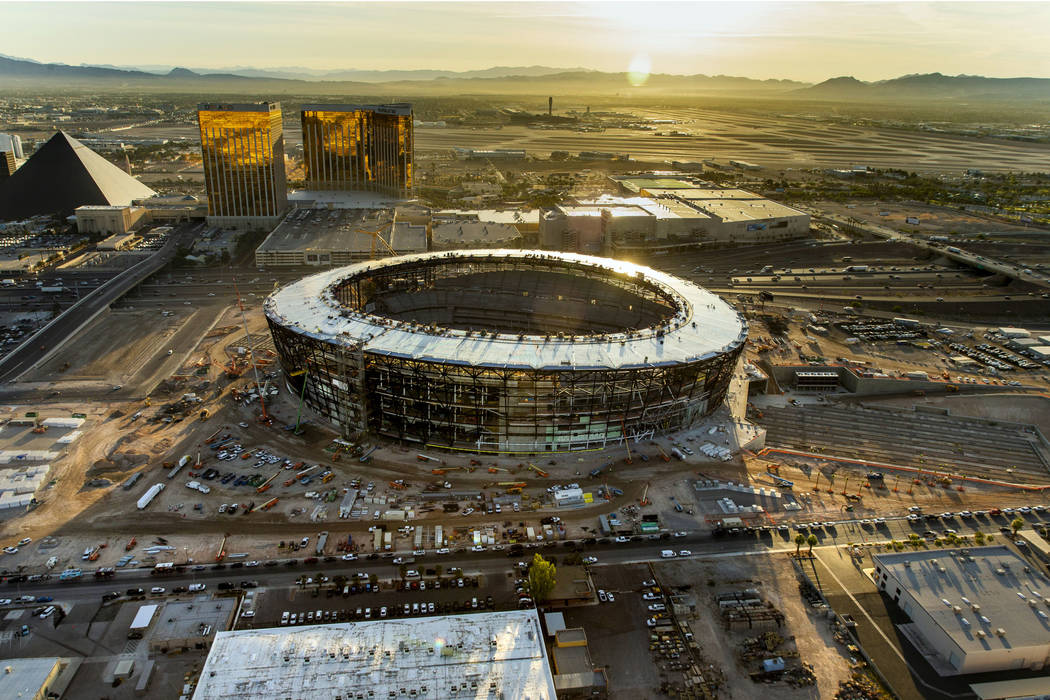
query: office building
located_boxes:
[301,103,413,198]
[197,102,288,229]
[872,546,1050,675]
[191,610,556,700]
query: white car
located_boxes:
[0,598,11,605]
[597,589,608,602]
[607,592,615,602]
[436,548,450,555]
[642,592,661,600]
[582,556,598,564]
[470,545,485,552]
[240,610,255,618]
[678,550,692,557]
[150,587,166,594]
[3,547,17,555]
[672,531,688,538]
[461,508,475,516]
[341,553,358,561]
[245,561,260,567]
[648,603,666,611]
[614,536,629,544]
[17,538,30,546]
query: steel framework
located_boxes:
[266,250,745,453]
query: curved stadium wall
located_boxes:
[265,250,746,453]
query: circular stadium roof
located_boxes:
[264,250,747,371]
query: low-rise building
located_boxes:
[872,546,1050,675]
[192,610,556,700]
[75,205,149,236]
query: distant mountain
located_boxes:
[796,72,1050,100]
[3,55,1047,103]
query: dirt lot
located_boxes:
[655,553,856,700]
[815,200,1037,237]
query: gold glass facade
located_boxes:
[198,103,288,219]
[301,104,413,198]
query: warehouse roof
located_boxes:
[265,250,747,371]
[191,610,555,700]
[873,546,1050,653]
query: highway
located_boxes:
[0,223,201,382]
[6,508,1049,607]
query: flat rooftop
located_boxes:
[873,546,1050,653]
[191,610,556,700]
[265,250,747,371]
[301,103,412,116]
[258,208,426,255]
[150,598,236,642]
[642,188,808,222]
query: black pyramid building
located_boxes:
[0,131,156,220]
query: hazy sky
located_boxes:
[4,1,1048,81]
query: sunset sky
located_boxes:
[3,1,1047,82]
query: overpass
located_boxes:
[0,224,199,382]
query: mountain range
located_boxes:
[1,54,1047,101]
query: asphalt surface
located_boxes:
[0,224,200,383]
[6,509,1048,605]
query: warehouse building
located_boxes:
[192,610,556,700]
[872,546,1050,676]
[542,177,809,254]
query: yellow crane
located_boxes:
[357,210,399,259]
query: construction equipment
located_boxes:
[204,428,223,444]
[256,472,281,493]
[487,466,510,474]
[233,279,269,423]
[358,209,399,260]
[497,481,528,488]
[86,544,103,561]
[621,418,632,464]
[416,453,441,463]
[288,366,309,434]
[431,466,474,475]
[656,445,671,462]
[639,482,651,507]
[526,463,548,478]
[125,537,136,551]
[199,408,210,421]
[260,497,279,511]
[768,473,794,488]
[389,479,407,489]
[215,534,227,562]
[505,486,523,494]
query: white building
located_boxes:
[0,133,24,159]
[872,546,1050,675]
[75,205,149,236]
[192,610,556,700]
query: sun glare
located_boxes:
[627,52,651,87]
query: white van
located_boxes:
[660,550,676,559]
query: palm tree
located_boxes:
[795,534,805,555]
[806,534,818,554]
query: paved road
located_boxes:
[0,225,200,383]
[6,509,1048,605]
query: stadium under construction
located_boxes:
[264,250,746,453]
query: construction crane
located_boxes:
[656,446,671,462]
[526,463,549,478]
[639,482,651,506]
[260,497,279,510]
[621,418,632,464]
[487,466,510,474]
[233,279,269,423]
[288,366,310,434]
[215,534,227,562]
[256,471,281,493]
[431,466,474,475]
[357,209,399,259]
